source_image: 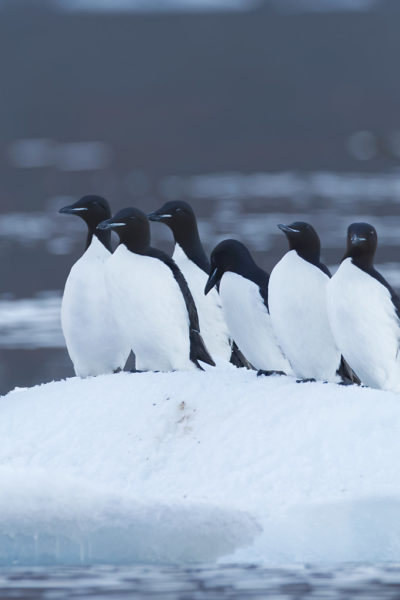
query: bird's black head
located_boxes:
[59,195,112,250]
[344,222,377,266]
[148,201,198,243]
[205,239,257,295]
[97,207,150,253]
[59,195,111,227]
[278,221,321,262]
[148,200,211,271]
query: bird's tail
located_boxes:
[190,329,216,370]
[337,356,361,385]
[229,341,254,370]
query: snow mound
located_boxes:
[1,368,400,565]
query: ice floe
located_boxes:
[0,368,400,564]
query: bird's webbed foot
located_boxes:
[257,369,286,377]
[338,377,356,386]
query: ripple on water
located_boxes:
[1,564,400,599]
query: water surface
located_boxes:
[2,563,400,599]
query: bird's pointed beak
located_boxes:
[350,233,368,244]
[97,218,126,231]
[59,205,88,215]
[277,224,299,234]
[204,267,222,295]
[148,212,171,222]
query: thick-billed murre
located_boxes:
[269,222,358,383]
[148,200,249,367]
[59,195,131,377]
[98,207,215,372]
[327,222,400,392]
[204,239,291,375]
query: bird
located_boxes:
[59,195,131,377]
[204,239,291,375]
[97,207,215,372]
[268,221,358,383]
[327,222,400,392]
[148,200,249,368]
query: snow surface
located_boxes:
[1,368,400,565]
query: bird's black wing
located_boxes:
[369,267,400,321]
[318,262,332,278]
[342,259,400,321]
[147,247,215,369]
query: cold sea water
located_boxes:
[3,563,400,599]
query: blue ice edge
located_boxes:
[0,489,260,565]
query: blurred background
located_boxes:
[1,0,400,393]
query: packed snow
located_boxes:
[1,367,400,565]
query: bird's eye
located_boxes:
[175,208,184,214]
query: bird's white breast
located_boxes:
[269,250,340,381]
[61,236,130,377]
[219,272,291,372]
[105,245,193,372]
[327,258,400,392]
[173,244,231,363]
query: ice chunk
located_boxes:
[0,369,400,564]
